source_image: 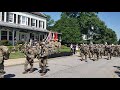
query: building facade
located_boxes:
[0,12,60,46]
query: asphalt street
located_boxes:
[4,54,120,78]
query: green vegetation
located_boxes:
[9,51,25,59]
[49,12,117,44]
[59,45,71,52]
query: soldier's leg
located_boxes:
[29,59,34,73]
[23,59,29,74]
[85,54,87,62]
[81,53,83,61]
[41,57,47,76]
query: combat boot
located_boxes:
[29,68,34,73]
[22,70,28,74]
[0,70,6,74]
[41,73,45,76]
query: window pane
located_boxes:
[9,13,13,22]
[9,31,12,36]
[9,36,12,40]
[22,16,26,24]
[1,36,7,40]
[18,15,21,24]
[1,31,7,35]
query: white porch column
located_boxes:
[27,33,30,42]
[37,20,39,28]
[29,18,31,27]
[16,31,19,41]
[4,12,6,22]
[0,30,1,40]
[44,21,46,29]
[7,30,9,40]
[12,30,15,46]
[16,14,18,24]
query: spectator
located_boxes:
[73,44,76,55]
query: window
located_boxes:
[9,31,13,40]
[39,21,42,28]
[26,17,28,26]
[22,16,26,25]
[31,18,36,27]
[18,15,21,24]
[8,13,14,23]
[1,31,7,40]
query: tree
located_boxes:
[44,14,55,30]
[118,39,120,45]
[53,13,82,44]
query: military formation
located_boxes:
[79,44,120,62]
[1,38,120,78]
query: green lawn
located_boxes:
[9,46,72,59]
[9,51,25,59]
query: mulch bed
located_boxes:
[48,52,73,58]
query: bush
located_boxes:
[0,40,12,46]
[16,40,25,45]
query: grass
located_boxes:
[9,45,72,59]
[9,51,25,59]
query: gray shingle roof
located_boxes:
[28,12,47,18]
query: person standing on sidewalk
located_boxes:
[73,44,76,55]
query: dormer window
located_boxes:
[8,13,14,23]
[22,16,26,25]
[31,18,36,27]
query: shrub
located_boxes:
[16,40,25,45]
[0,40,12,46]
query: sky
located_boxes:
[43,12,120,40]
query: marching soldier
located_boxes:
[38,42,49,76]
[23,46,35,74]
[0,48,6,78]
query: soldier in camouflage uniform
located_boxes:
[23,46,35,74]
[38,42,49,76]
[0,48,5,78]
[0,46,10,78]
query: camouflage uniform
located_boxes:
[0,48,5,78]
[23,47,35,74]
[38,42,48,76]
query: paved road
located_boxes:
[4,54,120,78]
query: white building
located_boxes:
[0,12,61,46]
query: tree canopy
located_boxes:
[46,12,118,45]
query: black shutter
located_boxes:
[6,12,9,22]
[18,15,20,24]
[28,18,30,26]
[39,20,41,28]
[2,12,4,21]
[14,14,16,23]
[31,18,33,26]
[43,22,44,29]
[36,20,37,27]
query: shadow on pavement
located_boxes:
[4,74,15,78]
[113,66,120,77]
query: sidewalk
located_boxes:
[4,58,39,67]
[4,52,79,67]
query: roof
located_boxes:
[28,12,47,18]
